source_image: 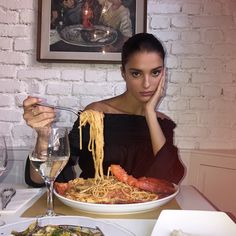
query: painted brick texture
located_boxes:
[0,0,235,149]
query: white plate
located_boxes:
[0,216,134,236]
[54,185,179,215]
[151,210,236,236]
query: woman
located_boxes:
[23,33,185,187]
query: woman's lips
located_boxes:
[140,91,154,97]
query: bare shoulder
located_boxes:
[84,101,106,111]
[84,97,123,113]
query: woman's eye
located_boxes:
[131,71,141,78]
[152,70,161,77]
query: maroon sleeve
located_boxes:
[144,118,186,184]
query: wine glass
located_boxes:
[0,136,8,226]
[29,127,70,216]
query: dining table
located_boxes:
[0,184,219,235]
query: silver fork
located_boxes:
[16,97,82,117]
[36,103,82,116]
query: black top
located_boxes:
[25,114,185,187]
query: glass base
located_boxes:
[45,210,57,217]
[36,211,63,218]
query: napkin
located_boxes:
[0,188,43,214]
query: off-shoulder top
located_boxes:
[25,114,185,187]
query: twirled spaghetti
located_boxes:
[79,109,104,180]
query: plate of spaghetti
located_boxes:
[54,110,179,214]
[54,182,179,214]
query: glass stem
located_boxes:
[45,179,56,216]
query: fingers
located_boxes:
[23,96,41,108]
[160,69,166,85]
[31,105,55,117]
[157,69,166,97]
[26,117,55,128]
[23,96,56,128]
[161,69,166,88]
[145,70,167,113]
[23,97,38,121]
[24,109,56,128]
[160,76,166,96]
[152,70,166,101]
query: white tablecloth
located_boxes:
[0,185,217,235]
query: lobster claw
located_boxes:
[136,177,176,194]
[110,164,176,195]
[54,182,69,195]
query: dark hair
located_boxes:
[121,33,166,70]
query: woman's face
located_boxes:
[122,51,164,103]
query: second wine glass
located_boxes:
[0,136,8,226]
[29,127,70,216]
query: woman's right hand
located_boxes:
[23,96,56,128]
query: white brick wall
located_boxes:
[0,0,235,149]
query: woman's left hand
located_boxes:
[144,69,167,154]
[145,69,166,113]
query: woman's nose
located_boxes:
[142,76,150,88]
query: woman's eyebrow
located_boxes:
[129,66,163,71]
[128,68,142,71]
[152,66,164,70]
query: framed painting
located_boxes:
[37,0,147,63]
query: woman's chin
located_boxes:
[139,96,152,102]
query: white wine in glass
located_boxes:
[29,127,70,216]
[0,136,8,226]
